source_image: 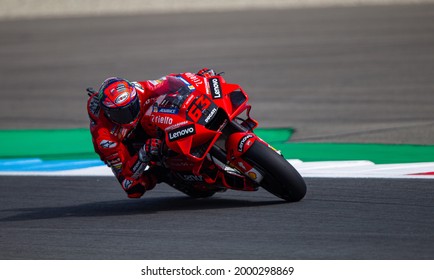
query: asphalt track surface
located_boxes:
[1,4,434,259]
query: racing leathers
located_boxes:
[87,75,185,198]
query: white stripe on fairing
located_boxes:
[1,160,434,179]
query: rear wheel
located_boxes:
[243,141,306,202]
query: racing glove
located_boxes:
[196,68,216,78]
[139,138,162,163]
[131,138,161,181]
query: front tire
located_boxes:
[243,141,306,202]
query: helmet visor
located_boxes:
[105,96,140,124]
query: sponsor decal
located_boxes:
[116,84,126,92]
[122,179,133,190]
[185,72,203,86]
[132,82,144,93]
[204,107,218,123]
[248,172,257,180]
[107,157,121,166]
[168,124,196,142]
[131,159,147,179]
[151,115,173,125]
[175,77,196,94]
[165,120,189,131]
[108,158,121,166]
[180,174,203,182]
[100,140,117,149]
[238,134,254,152]
[149,77,166,86]
[115,92,129,104]
[183,94,195,108]
[209,78,222,99]
[108,158,122,175]
[158,108,179,114]
[111,125,129,139]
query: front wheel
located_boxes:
[243,141,306,202]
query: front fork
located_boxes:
[224,131,265,183]
[208,118,265,185]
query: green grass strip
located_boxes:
[273,142,434,164]
[0,128,97,160]
[1,127,433,164]
[255,128,294,143]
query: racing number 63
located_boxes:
[188,95,212,122]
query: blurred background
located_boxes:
[1,0,433,143]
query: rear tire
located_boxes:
[243,141,306,202]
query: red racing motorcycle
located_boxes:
[140,72,306,202]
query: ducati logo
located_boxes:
[204,107,217,123]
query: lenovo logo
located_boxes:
[209,78,222,99]
[238,134,254,152]
[168,124,196,142]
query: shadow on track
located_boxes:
[0,195,285,222]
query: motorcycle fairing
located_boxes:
[142,72,260,176]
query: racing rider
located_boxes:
[87,68,216,198]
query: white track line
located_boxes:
[1,160,434,179]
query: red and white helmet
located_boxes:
[98,77,141,125]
